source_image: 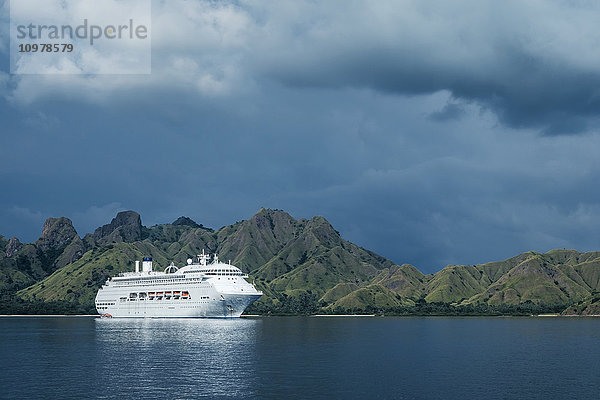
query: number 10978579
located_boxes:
[19,43,74,52]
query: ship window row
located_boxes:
[183,270,243,276]
[115,279,191,285]
[119,279,185,284]
[204,272,242,276]
[120,296,213,301]
[115,282,200,287]
[130,291,190,296]
[125,297,194,301]
[205,269,243,276]
[126,291,192,300]
[116,277,186,283]
[115,274,239,283]
[181,306,214,308]
[96,302,115,306]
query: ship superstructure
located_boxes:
[95,252,262,318]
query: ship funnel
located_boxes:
[142,257,153,273]
[135,260,140,273]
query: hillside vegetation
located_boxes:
[1,209,599,315]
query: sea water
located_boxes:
[1,316,599,399]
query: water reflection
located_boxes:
[2,316,600,399]
[94,318,261,399]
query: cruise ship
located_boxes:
[95,252,262,318]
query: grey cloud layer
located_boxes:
[2,1,600,272]
[247,1,600,134]
[4,1,600,134]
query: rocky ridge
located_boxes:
[2,209,600,315]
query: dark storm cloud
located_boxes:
[249,1,600,135]
[2,1,600,273]
[8,0,600,137]
[3,79,600,272]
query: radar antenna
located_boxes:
[164,262,179,274]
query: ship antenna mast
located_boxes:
[199,249,210,266]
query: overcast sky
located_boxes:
[2,0,600,273]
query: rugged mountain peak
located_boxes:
[53,236,86,269]
[5,237,23,258]
[249,208,297,236]
[215,209,302,272]
[252,208,294,223]
[35,217,78,252]
[172,216,201,228]
[304,215,341,246]
[93,210,142,244]
[307,215,336,229]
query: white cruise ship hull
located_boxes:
[95,259,263,318]
[97,288,261,318]
[99,295,260,318]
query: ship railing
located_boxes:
[118,272,139,277]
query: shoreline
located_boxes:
[0,315,98,318]
[312,314,376,317]
[2,313,599,318]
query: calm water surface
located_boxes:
[1,316,599,399]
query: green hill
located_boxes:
[3,208,600,315]
[11,209,394,314]
[371,264,427,299]
[328,284,414,312]
[562,292,600,315]
[464,252,597,306]
[320,283,360,303]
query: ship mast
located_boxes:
[198,250,211,266]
